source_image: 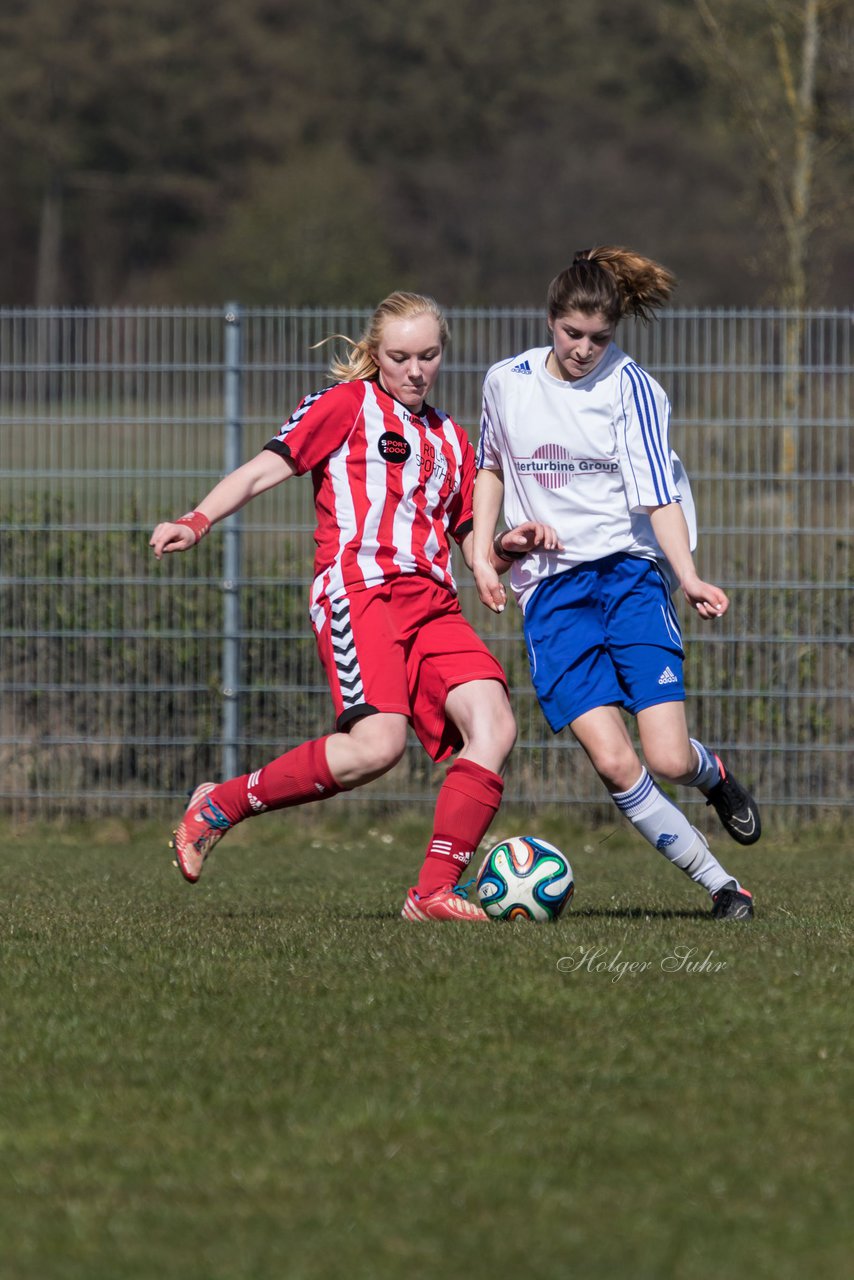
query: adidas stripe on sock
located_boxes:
[612,767,737,896]
[686,739,723,792]
[211,736,342,824]
[415,760,504,897]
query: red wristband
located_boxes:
[175,510,211,543]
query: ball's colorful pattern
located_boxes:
[475,836,574,922]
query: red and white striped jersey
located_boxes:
[265,379,474,621]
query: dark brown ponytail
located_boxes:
[548,247,676,325]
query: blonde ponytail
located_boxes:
[313,335,378,382]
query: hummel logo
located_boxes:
[511,359,532,375]
[658,666,678,685]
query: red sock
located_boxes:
[209,736,342,825]
[415,759,504,898]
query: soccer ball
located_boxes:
[475,835,574,922]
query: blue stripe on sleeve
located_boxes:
[476,412,491,467]
[623,363,674,505]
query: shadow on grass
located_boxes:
[342,905,710,923]
[574,906,709,920]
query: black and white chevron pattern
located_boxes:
[330,599,365,708]
[276,384,335,441]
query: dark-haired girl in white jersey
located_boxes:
[473,248,760,920]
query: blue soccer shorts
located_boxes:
[523,552,685,733]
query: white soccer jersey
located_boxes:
[265,380,474,629]
[477,344,696,610]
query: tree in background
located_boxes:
[690,0,853,308]
[683,0,852,699]
[0,0,298,304]
[0,0,850,306]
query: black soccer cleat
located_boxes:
[705,754,762,845]
[711,886,755,921]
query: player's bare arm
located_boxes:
[648,501,729,619]
[150,450,296,560]
[470,468,563,613]
[470,467,509,611]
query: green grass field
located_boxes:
[1,809,851,1280]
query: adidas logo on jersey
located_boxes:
[511,359,532,375]
[658,666,678,685]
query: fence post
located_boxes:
[222,303,242,781]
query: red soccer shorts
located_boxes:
[312,574,507,762]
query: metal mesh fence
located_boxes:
[0,306,851,819]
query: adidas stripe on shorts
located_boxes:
[523,552,685,732]
[311,575,507,762]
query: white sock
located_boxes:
[665,828,739,897]
[686,739,722,793]
[612,768,738,897]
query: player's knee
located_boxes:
[496,704,518,758]
[350,716,407,777]
[589,744,639,792]
[646,744,695,784]
[461,689,517,765]
[369,737,407,775]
